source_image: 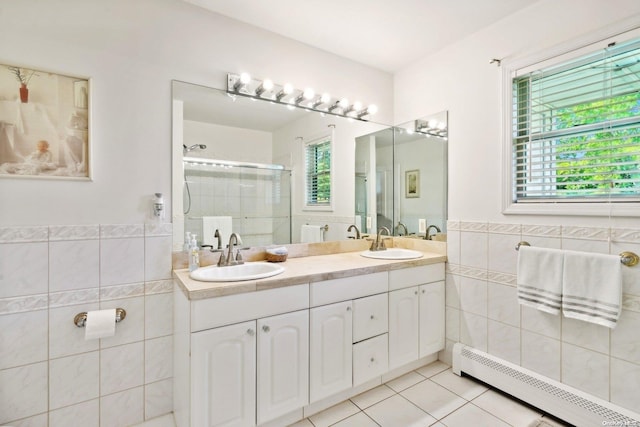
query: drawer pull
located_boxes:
[370,357,375,362]
[247,328,255,336]
[422,289,426,294]
[414,290,418,295]
[262,325,270,333]
[346,306,352,311]
[370,315,375,320]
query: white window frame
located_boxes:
[501,21,640,217]
[303,132,334,212]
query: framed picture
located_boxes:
[405,169,419,198]
[0,63,90,180]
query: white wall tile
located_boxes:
[100,296,144,348]
[49,240,99,292]
[610,357,640,413]
[49,398,99,427]
[0,242,48,298]
[460,311,487,352]
[561,238,609,254]
[445,273,460,309]
[0,226,48,243]
[460,231,488,270]
[6,413,48,427]
[446,229,460,265]
[611,310,640,365]
[49,351,99,410]
[145,378,173,420]
[488,320,520,365]
[0,310,48,369]
[487,282,520,327]
[49,303,100,359]
[145,235,172,281]
[445,307,460,341]
[460,276,487,317]
[561,343,609,401]
[145,336,172,383]
[100,341,144,395]
[145,293,173,339]
[517,235,561,250]
[100,386,144,427]
[0,362,48,424]
[521,330,560,381]
[521,306,561,340]
[488,232,520,274]
[561,317,610,355]
[100,237,145,286]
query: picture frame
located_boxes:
[0,63,90,180]
[405,169,419,198]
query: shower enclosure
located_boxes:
[183,157,292,247]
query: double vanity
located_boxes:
[173,240,446,427]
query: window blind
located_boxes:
[512,38,640,203]
[305,137,331,206]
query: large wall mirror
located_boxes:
[171,80,448,251]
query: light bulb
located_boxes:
[303,88,315,100]
[428,119,438,129]
[321,93,331,104]
[367,104,378,115]
[263,79,274,91]
[338,98,349,109]
[283,83,293,95]
[353,101,363,111]
[239,73,251,84]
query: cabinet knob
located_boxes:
[414,290,418,295]
[346,306,352,311]
[262,325,270,333]
[422,289,426,294]
[247,329,255,336]
[370,357,375,363]
[370,315,375,320]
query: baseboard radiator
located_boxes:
[452,343,640,426]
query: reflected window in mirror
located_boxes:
[304,133,333,210]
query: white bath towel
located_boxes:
[562,250,622,329]
[517,246,564,315]
[202,216,233,248]
[301,224,323,243]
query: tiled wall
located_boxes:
[442,220,640,414]
[0,224,174,426]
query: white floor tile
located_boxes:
[472,389,541,426]
[415,361,450,378]
[308,400,361,427]
[332,411,379,427]
[440,403,510,427]
[350,385,395,410]
[288,419,314,427]
[130,413,175,427]
[430,369,488,400]
[400,379,466,420]
[365,394,437,427]
[385,371,426,392]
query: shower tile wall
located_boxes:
[443,220,640,414]
[0,224,174,426]
[185,166,291,247]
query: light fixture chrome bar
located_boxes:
[183,156,286,171]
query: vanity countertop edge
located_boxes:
[174,250,447,301]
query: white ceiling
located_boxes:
[184,0,538,73]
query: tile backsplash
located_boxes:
[0,223,174,426]
[443,220,640,414]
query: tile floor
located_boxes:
[134,361,571,427]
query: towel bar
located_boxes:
[74,308,127,328]
[515,241,638,267]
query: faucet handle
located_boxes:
[235,248,247,264]
[217,252,225,266]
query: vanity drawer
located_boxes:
[310,272,388,307]
[352,293,388,343]
[388,264,444,291]
[353,334,388,386]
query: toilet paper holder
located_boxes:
[73,308,127,328]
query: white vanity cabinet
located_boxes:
[388,264,445,370]
[309,301,353,403]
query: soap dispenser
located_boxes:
[183,232,192,252]
[189,234,200,272]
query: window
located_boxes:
[304,135,332,209]
[505,31,640,215]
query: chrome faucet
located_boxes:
[218,232,245,266]
[202,229,224,252]
[425,225,442,240]
[347,224,361,239]
[371,226,391,251]
[396,222,408,236]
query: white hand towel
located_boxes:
[562,250,622,329]
[301,224,323,243]
[517,246,564,315]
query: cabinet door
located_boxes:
[388,287,419,369]
[353,333,388,386]
[257,310,309,424]
[352,293,388,343]
[419,281,445,358]
[191,321,256,427]
[309,301,353,403]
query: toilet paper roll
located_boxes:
[85,309,116,340]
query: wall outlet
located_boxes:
[418,218,427,233]
[366,216,372,229]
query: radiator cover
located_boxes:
[452,343,640,426]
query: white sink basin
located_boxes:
[360,248,424,260]
[189,262,285,282]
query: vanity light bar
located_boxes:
[227,73,377,121]
[414,119,448,139]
